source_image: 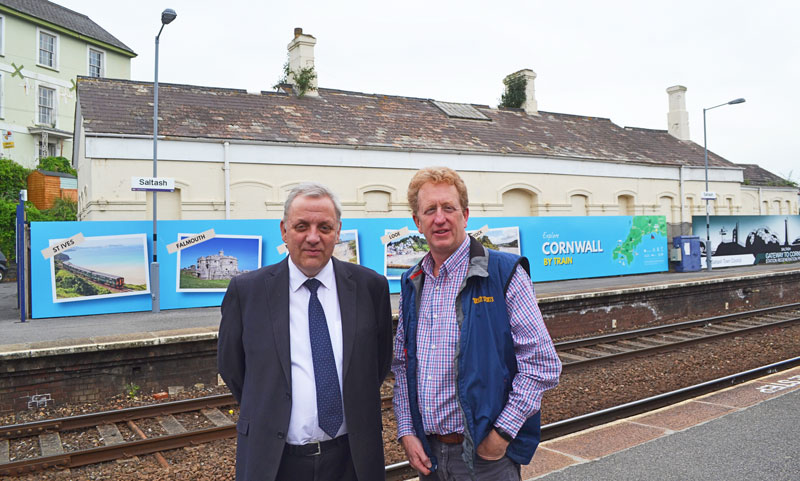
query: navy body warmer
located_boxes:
[400,237,541,474]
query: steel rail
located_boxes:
[0,393,234,440]
[541,355,800,440]
[384,356,800,480]
[555,302,800,350]
[557,305,800,369]
[0,425,235,476]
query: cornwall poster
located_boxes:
[176,234,262,292]
[49,233,150,303]
[692,215,800,268]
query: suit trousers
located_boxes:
[275,437,357,481]
[419,438,521,481]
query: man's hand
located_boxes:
[400,435,433,475]
[476,428,509,461]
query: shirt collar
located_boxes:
[288,256,335,292]
[422,236,471,277]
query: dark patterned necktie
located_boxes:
[304,278,343,438]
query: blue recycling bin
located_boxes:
[672,236,701,272]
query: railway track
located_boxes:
[0,393,393,476]
[555,302,800,369]
[2,304,797,477]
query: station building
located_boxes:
[71,29,798,237]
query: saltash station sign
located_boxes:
[131,177,175,192]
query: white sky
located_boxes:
[58,0,799,180]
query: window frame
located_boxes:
[37,85,56,126]
[0,15,5,57]
[87,46,105,78]
[37,28,59,70]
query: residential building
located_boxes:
[0,0,135,168]
[72,29,798,229]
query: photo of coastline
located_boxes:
[49,233,150,303]
[334,230,359,264]
[384,229,428,279]
[176,234,262,292]
[470,226,521,255]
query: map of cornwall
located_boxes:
[613,216,667,265]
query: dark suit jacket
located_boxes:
[218,257,392,481]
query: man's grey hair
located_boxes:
[283,182,342,221]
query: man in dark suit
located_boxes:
[218,182,393,481]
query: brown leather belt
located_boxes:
[431,432,464,444]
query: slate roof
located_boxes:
[1,0,135,55]
[76,77,738,169]
[738,164,793,187]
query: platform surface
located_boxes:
[524,365,800,480]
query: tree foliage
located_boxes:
[0,158,31,202]
[37,156,77,176]
[274,60,318,98]
[500,75,527,109]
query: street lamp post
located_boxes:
[151,8,177,312]
[703,97,745,271]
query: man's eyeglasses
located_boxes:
[421,205,460,217]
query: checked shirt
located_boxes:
[392,237,561,439]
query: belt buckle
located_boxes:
[308,440,322,456]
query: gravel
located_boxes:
[3,323,799,480]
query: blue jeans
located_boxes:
[419,437,521,481]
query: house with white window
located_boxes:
[0,0,135,168]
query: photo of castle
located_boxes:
[176,234,262,292]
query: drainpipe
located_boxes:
[223,141,230,219]
[758,187,763,215]
[679,166,685,232]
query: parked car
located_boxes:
[0,249,7,282]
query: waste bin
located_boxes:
[672,235,701,272]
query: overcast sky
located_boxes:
[58,0,799,181]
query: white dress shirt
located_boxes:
[286,257,347,444]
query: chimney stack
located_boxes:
[666,85,690,140]
[287,27,318,96]
[504,69,538,115]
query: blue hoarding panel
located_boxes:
[30,215,668,318]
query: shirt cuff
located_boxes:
[494,406,529,437]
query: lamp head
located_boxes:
[161,8,177,25]
[728,98,745,105]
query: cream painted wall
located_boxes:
[76,136,799,223]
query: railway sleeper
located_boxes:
[97,424,125,446]
[157,415,187,436]
[1,439,8,463]
[573,347,610,358]
[557,351,588,363]
[38,432,64,457]
[201,408,234,427]
[596,343,631,353]
[614,339,655,349]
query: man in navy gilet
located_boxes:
[391,167,562,480]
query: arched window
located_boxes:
[618,194,634,215]
[364,190,390,212]
[659,196,675,223]
[502,189,538,216]
[570,194,588,216]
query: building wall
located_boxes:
[75,135,798,224]
[0,9,133,168]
